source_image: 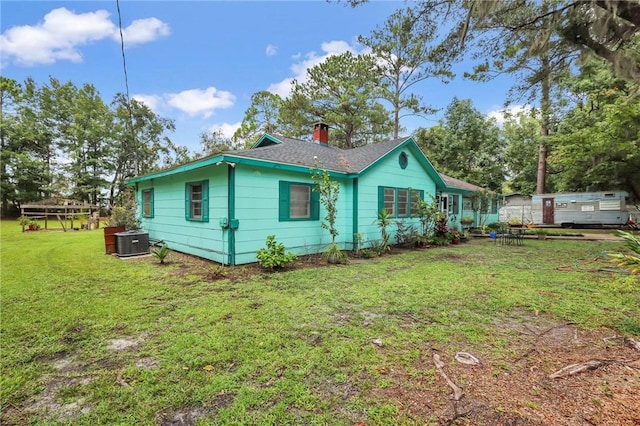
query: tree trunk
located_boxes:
[536,55,551,194]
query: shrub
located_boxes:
[323,242,347,264]
[609,231,640,275]
[434,214,450,239]
[395,220,419,247]
[108,206,140,230]
[151,244,170,264]
[256,235,297,270]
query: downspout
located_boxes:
[227,164,236,266]
[352,178,358,250]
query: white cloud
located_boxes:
[166,87,236,118]
[486,105,533,125]
[0,7,169,67]
[132,94,162,111]
[265,44,277,57]
[115,17,170,46]
[208,122,241,139]
[267,39,358,98]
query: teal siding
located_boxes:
[134,142,447,265]
[137,165,227,263]
[357,148,437,246]
[232,165,352,265]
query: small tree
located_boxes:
[108,186,140,230]
[311,162,346,264]
[375,208,393,253]
[311,163,340,244]
[413,193,441,238]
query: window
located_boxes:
[451,194,459,215]
[379,187,423,218]
[491,198,498,214]
[411,189,423,213]
[142,189,154,218]
[290,184,311,218]
[398,151,408,169]
[397,189,409,217]
[384,188,395,216]
[185,180,209,222]
[463,197,472,211]
[439,194,448,212]
[279,181,319,221]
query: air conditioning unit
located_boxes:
[115,231,150,257]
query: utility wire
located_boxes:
[115,0,136,146]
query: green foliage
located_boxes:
[256,235,297,270]
[322,242,347,264]
[358,7,452,138]
[107,188,139,230]
[375,208,393,254]
[415,98,505,191]
[502,111,541,195]
[394,220,419,247]
[549,59,639,199]
[233,91,284,148]
[280,52,393,148]
[608,231,640,274]
[198,128,235,155]
[311,164,340,244]
[412,193,441,237]
[460,215,475,225]
[151,244,171,264]
[0,76,183,212]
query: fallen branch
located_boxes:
[433,353,463,400]
[603,336,640,352]
[625,337,640,352]
[548,357,640,378]
[549,360,608,378]
[455,352,480,365]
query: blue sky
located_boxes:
[1,0,517,154]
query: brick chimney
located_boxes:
[313,122,329,146]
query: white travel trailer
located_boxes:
[531,191,630,227]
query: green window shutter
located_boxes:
[378,186,385,214]
[279,181,290,221]
[185,183,191,220]
[310,187,320,220]
[149,189,155,218]
[201,180,209,222]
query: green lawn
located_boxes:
[1,221,638,425]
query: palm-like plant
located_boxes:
[609,231,640,274]
[151,244,171,265]
[375,208,393,253]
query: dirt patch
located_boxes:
[374,312,640,425]
[107,338,139,352]
[4,376,97,423]
[157,392,235,426]
[161,248,409,284]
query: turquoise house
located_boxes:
[127,124,496,265]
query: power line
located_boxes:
[116,0,131,105]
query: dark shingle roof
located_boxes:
[227,135,407,174]
[439,173,485,192]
